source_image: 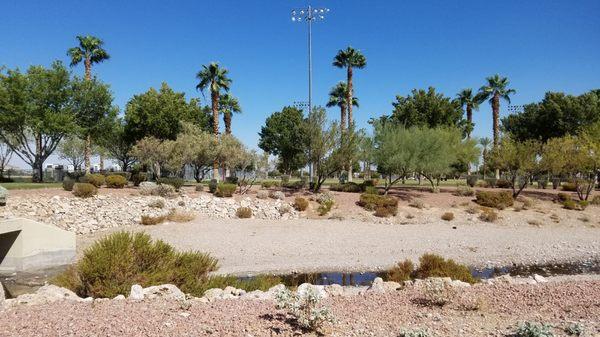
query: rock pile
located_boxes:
[0,194,298,234]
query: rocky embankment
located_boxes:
[0,194,298,234]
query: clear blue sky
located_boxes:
[2,0,599,167]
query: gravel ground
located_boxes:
[1,281,599,337]
[78,216,600,275]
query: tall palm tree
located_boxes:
[67,35,110,81]
[333,46,366,182]
[326,82,358,133]
[456,88,482,138]
[477,75,516,146]
[196,62,232,181]
[67,35,110,173]
[333,47,366,129]
[219,93,241,135]
[479,137,492,179]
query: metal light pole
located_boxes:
[291,6,329,184]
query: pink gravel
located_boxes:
[1,281,599,336]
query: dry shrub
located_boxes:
[293,197,309,211]
[465,205,479,214]
[561,182,578,191]
[215,183,237,197]
[80,173,105,187]
[105,175,128,188]
[374,206,397,217]
[72,183,98,198]
[454,186,474,197]
[591,195,600,205]
[386,260,414,282]
[236,207,253,218]
[478,207,498,222]
[527,219,542,227]
[441,212,454,221]
[148,199,165,208]
[408,199,425,209]
[414,253,476,284]
[317,200,334,216]
[475,191,514,209]
[141,209,195,225]
[359,193,398,217]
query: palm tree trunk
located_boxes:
[340,104,346,133]
[492,93,500,179]
[466,104,473,139]
[211,90,220,181]
[84,134,91,174]
[224,112,232,135]
[84,57,91,81]
[346,66,354,182]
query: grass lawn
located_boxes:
[0,182,62,190]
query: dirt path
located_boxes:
[78,217,600,275]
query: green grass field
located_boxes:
[0,182,62,190]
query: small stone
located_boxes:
[129,284,144,300]
[533,274,548,283]
[203,288,225,302]
[113,295,125,300]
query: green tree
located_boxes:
[97,118,136,172]
[357,132,374,179]
[502,90,600,142]
[489,137,540,198]
[67,35,110,81]
[477,75,516,146]
[333,46,366,183]
[388,87,465,129]
[176,123,217,182]
[479,137,492,178]
[456,88,483,138]
[58,137,86,171]
[373,122,418,193]
[130,137,180,178]
[69,77,116,173]
[219,93,241,135]
[124,83,207,142]
[0,62,74,182]
[0,139,14,179]
[196,62,232,181]
[326,81,358,133]
[258,106,307,174]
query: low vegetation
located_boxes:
[317,199,334,216]
[513,322,554,337]
[475,190,514,209]
[478,207,499,222]
[140,209,195,225]
[80,173,105,187]
[105,174,127,188]
[293,197,309,211]
[358,193,398,217]
[157,177,184,191]
[236,207,252,218]
[441,212,454,221]
[386,253,476,284]
[215,183,236,197]
[275,286,335,333]
[72,182,97,198]
[62,179,75,191]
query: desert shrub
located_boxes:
[158,177,184,191]
[80,173,105,187]
[441,212,454,221]
[215,183,237,197]
[148,199,165,208]
[282,180,305,190]
[52,231,218,298]
[275,287,335,333]
[537,179,548,189]
[105,175,128,188]
[224,176,238,185]
[166,209,196,222]
[269,190,285,200]
[316,192,334,205]
[130,172,147,186]
[466,175,478,188]
[414,253,476,284]
[374,206,397,217]
[293,197,309,211]
[521,197,534,209]
[399,328,430,337]
[195,184,204,192]
[153,184,177,198]
[408,199,425,209]
[62,178,75,191]
[317,199,334,216]
[455,186,474,196]
[565,323,584,336]
[484,178,497,188]
[591,195,600,205]
[361,179,378,189]
[208,179,218,193]
[141,214,167,225]
[465,205,480,214]
[103,171,131,180]
[513,322,554,337]
[330,182,362,193]
[475,190,514,209]
[256,190,269,199]
[358,193,398,211]
[363,186,379,195]
[260,180,280,189]
[72,183,98,198]
[386,259,414,282]
[476,180,489,188]
[496,179,512,189]
[556,193,571,202]
[561,182,577,192]
[236,207,253,218]
[563,199,588,211]
[479,207,498,222]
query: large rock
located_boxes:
[367,277,386,293]
[141,284,185,301]
[15,284,80,306]
[203,288,225,302]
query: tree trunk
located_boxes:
[84,134,92,174]
[33,133,43,182]
[346,66,354,182]
[84,57,91,81]
[492,93,500,147]
[211,89,220,181]
[340,104,347,133]
[99,154,105,171]
[466,104,473,139]
[224,111,232,134]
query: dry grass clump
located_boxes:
[72,182,98,198]
[465,205,480,214]
[236,207,253,218]
[386,253,476,284]
[441,212,454,221]
[141,209,195,225]
[408,199,425,209]
[293,197,309,211]
[478,207,498,222]
[386,260,414,282]
[527,219,542,227]
[148,199,165,208]
[358,193,398,218]
[454,186,474,197]
[317,200,334,216]
[475,191,514,209]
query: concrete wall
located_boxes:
[0,218,75,273]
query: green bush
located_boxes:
[358,193,398,211]
[130,172,147,186]
[317,199,334,216]
[364,186,379,195]
[236,207,252,218]
[329,182,362,193]
[282,180,305,190]
[260,180,280,189]
[466,175,478,188]
[52,232,218,298]
[208,179,218,193]
[80,173,105,187]
[293,197,309,211]
[556,192,571,202]
[104,171,131,180]
[563,199,588,211]
[514,322,554,337]
[105,175,128,188]
[157,177,184,191]
[62,179,75,191]
[414,253,476,284]
[561,182,578,192]
[215,183,237,197]
[386,260,414,282]
[72,183,98,198]
[475,190,514,209]
[454,186,474,196]
[484,178,497,188]
[496,179,512,189]
[591,195,600,205]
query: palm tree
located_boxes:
[456,88,482,138]
[333,46,366,182]
[196,62,232,181]
[477,75,516,146]
[333,47,366,129]
[326,82,358,133]
[219,93,241,135]
[479,137,492,179]
[67,35,110,81]
[67,35,110,173]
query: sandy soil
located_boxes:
[1,281,599,337]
